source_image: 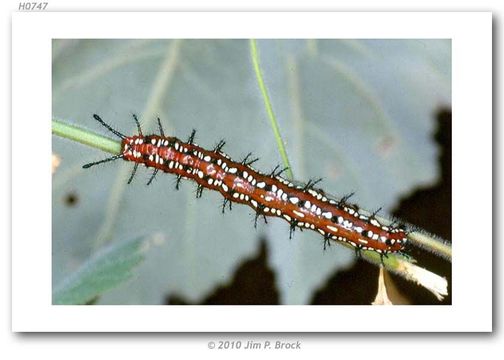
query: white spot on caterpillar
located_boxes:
[208,178,214,185]
[304,201,311,209]
[283,214,292,221]
[222,184,229,192]
[233,192,240,199]
[256,181,266,188]
[151,139,156,145]
[370,219,381,227]
[251,199,258,207]
[265,196,274,202]
[174,142,179,150]
[204,155,211,162]
[327,225,338,232]
[289,197,299,204]
[243,170,248,178]
[322,212,332,219]
[281,193,288,201]
[293,210,305,218]
[271,184,277,192]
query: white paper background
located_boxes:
[12,11,491,332]
[4,1,497,358]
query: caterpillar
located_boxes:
[83,114,408,259]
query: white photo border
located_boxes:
[12,11,491,332]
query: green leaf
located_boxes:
[52,39,451,304]
[53,235,152,305]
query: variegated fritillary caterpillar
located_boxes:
[83,114,408,260]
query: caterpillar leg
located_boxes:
[127,163,139,184]
[132,114,143,136]
[147,168,159,185]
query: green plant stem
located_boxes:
[52,119,121,155]
[409,231,452,261]
[374,214,452,262]
[250,39,294,180]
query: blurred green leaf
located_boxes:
[53,235,153,305]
